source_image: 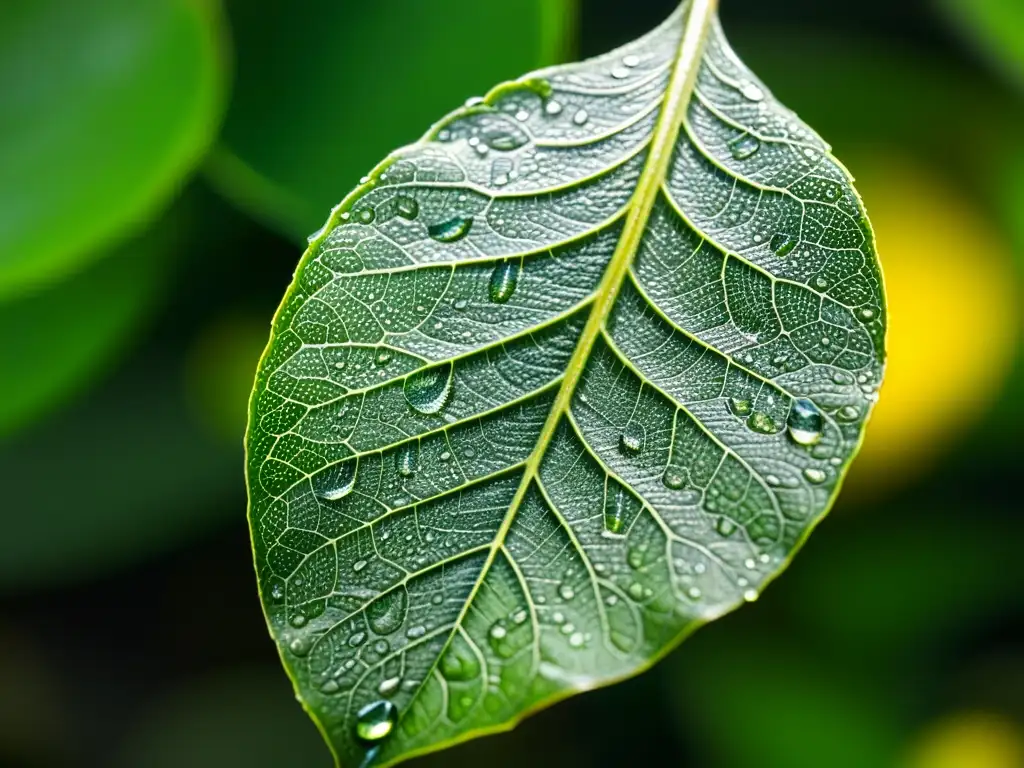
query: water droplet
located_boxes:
[815,276,829,289]
[428,216,473,243]
[568,631,585,648]
[605,594,619,606]
[452,298,468,311]
[611,66,630,79]
[289,637,311,657]
[441,637,480,681]
[348,631,367,647]
[395,195,419,220]
[353,559,368,572]
[728,134,760,160]
[404,364,453,415]
[662,466,687,489]
[573,109,589,126]
[545,100,563,115]
[627,547,644,570]
[290,614,307,628]
[716,517,737,537]
[489,623,507,640]
[378,677,401,697]
[688,586,702,599]
[488,260,520,303]
[628,582,645,600]
[307,223,327,243]
[836,405,859,422]
[318,461,357,501]
[622,54,641,67]
[770,232,798,257]
[859,307,875,320]
[740,81,765,101]
[803,467,827,484]
[356,207,375,225]
[559,584,575,601]
[747,411,777,434]
[320,679,340,695]
[367,588,409,635]
[619,422,645,455]
[270,583,284,601]
[356,700,397,742]
[396,442,418,477]
[743,589,759,602]
[729,397,753,416]
[511,608,529,625]
[406,625,426,639]
[787,398,824,446]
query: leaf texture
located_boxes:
[245,2,886,765]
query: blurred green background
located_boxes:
[1,0,1022,766]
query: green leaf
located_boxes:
[211,0,575,241]
[939,0,1024,89]
[245,2,886,765]
[0,0,226,299]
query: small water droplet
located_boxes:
[747,411,777,434]
[441,638,480,681]
[489,260,520,303]
[356,207,375,224]
[836,405,860,422]
[290,614,307,628]
[729,397,753,416]
[743,588,759,602]
[515,109,530,122]
[815,276,829,289]
[662,466,687,489]
[367,589,409,635]
[787,398,824,446]
[511,608,528,625]
[356,700,397,742]
[803,467,827,484]
[605,594,619,606]
[431,593,443,605]
[611,66,630,79]
[622,54,641,67]
[628,582,645,600]
[716,517,737,537]
[545,100,563,116]
[404,364,454,415]
[321,679,340,694]
[568,631,585,648]
[397,442,419,478]
[859,307,875,320]
[728,134,760,160]
[428,216,473,243]
[307,223,328,243]
[688,586,702,599]
[439,451,452,462]
[604,487,628,536]
[627,547,644,570]
[489,623,507,640]
[740,81,765,101]
[353,559,368,572]
[573,109,589,126]
[289,637,311,656]
[395,195,419,220]
[452,298,468,311]
[377,676,401,697]
[619,422,645,455]
[348,631,367,647]
[406,625,426,639]
[270,583,284,601]
[770,232,798,257]
[559,584,575,601]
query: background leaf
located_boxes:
[246,4,886,765]
[211,0,576,240]
[0,0,227,298]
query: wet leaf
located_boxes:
[245,2,886,765]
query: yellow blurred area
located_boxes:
[905,712,1024,768]
[183,312,271,444]
[844,153,1019,496]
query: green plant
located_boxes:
[245,1,885,766]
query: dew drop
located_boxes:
[395,195,419,220]
[511,608,529,625]
[716,517,737,537]
[355,700,397,742]
[318,461,357,501]
[488,260,520,303]
[406,625,426,639]
[559,584,575,601]
[803,467,827,484]
[787,398,824,446]
[353,559,368,572]
[489,623,507,640]
[367,588,409,635]
[396,442,419,478]
[321,679,340,694]
[289,637,311,657]
[270,583,284,601]
[611,66,630,79]
[378,677,401,697]
[545,100,563,115]
[290,614,307,628]
[604,487,628,536]
[404,364,454,415]
[356,207,376,224]
[573,108,589,126]
[770,232,798,257]
[628,582,644,600]
[619,422,645,455]
[836,405,859,422]
[441,638,480,682]
[348,631,367,647]
[747,411,777,434]
[729,397,753,417]
[452,298,468,311]
[622,54,641,67]
[728,134,760,160]
[859,307,875,320]
[428,216,473,243]
[743,589,759,602]
[740,81,765,101]
[662,466,687,490]
[688,586,702,599]
[568,631,585,648]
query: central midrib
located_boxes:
[392,0,718,749]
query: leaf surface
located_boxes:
[246,2,886,765]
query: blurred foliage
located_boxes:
[209,0,577,240]
[0,0,226,298]
[1,0,1023,766]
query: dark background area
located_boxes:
[2,0,1022,766]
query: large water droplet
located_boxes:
[318,461,357,501]
[747,411,777,434]
[619,422,645,455]
[489,260,520,303]
[787,398,823,446]
[396,442,418,478]
[289,636,311,657]
[428,216,473,243]
[770,232,798,257]
[728,134,760,160]
[395,195,419,220]
[355,700,397,742]
[367,588,409,635]
[404,364,454,415]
